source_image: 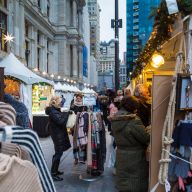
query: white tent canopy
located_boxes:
[0,53,53,85]
[82,88,92,94]
[54,83,81,92]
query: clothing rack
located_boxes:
[73,110,106,182]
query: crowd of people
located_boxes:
[0,84,151,192]
[45,84,152,191]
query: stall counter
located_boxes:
[33,114,50,138]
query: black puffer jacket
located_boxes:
[45,106,71,152]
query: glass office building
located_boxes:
[126,0,160,74]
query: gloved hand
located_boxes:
[60,107,69,112]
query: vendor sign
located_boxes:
[83,95,96,106]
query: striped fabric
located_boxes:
[0,153,43,192]
[0,102,16,125]
[1,126,56,192]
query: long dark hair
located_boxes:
[121,96,139,114]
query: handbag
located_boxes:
[66,111,77,129]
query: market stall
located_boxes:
[0,53,54,137]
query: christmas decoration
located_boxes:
[131,0,192,78]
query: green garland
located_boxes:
[131,0,192,78]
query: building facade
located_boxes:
[87,0,100,59]
[119,62,127,88]
[0,0,87,83]
[126,0,160,74]
[98,39,115,90]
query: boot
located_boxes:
[51,156,63,181]
[56,171,64,175]
[52,174,63,181]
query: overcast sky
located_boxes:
[97,0,126,60]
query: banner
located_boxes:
[83,95,96,106]
[165,0,179,15]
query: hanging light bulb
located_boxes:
[151,53,165,68]
[50,74,54,78]
[33,68,38,72]
[42,71,46,76]
[58,76,61,80]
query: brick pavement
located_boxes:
[40,132,118,192]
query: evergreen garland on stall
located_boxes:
[131,0,192,78]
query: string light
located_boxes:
[50,74,54,78]
[58,76,61,80]
[42,71,46,76]
[33,68,38,72]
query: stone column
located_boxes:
[42,35,47,72]
[13,0,20,55]
[31,26,37,69]
[73,0,77,28]
[58,0,65,25]
[58,39,65,75]
[19,0,25,58]
[72,45,78,77]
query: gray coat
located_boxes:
[111,108,150,192]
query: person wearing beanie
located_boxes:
[45,96,71,181]
[0,102,16,126]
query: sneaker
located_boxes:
[52,174,63,181]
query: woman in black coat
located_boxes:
[45,96,71,181]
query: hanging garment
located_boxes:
[73,112,89,162]
[168,155,190,180]
[77,112,88,147]
[1,142,32,161]
[172,122,192,147]
[1,126,56,192]
[0,153,43,192]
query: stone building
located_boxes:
[0,0,87,83]
[98,39,115,90]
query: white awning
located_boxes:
[0,53,53,85]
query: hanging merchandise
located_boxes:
[4,77,21,97]
[32,83,53,114]
[73,111,106,178]
[176,74,192,111]
[0,126,56,192]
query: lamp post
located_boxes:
[111,0,122,91]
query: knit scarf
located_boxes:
[74,100,83,107]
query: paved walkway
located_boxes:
[40,132,118,192]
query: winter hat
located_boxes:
[0,102,16,125]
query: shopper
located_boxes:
[134,84,151,127]
[60,95,66,107]
[70,93,85,114]
[45,96,71,181]
[111,96,150,192]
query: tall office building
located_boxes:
[87,0,101,59]
[126,0,160,74]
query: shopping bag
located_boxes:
[66,111,76,129]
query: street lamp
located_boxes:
[151,53,165,68]
[111,0,122,91]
